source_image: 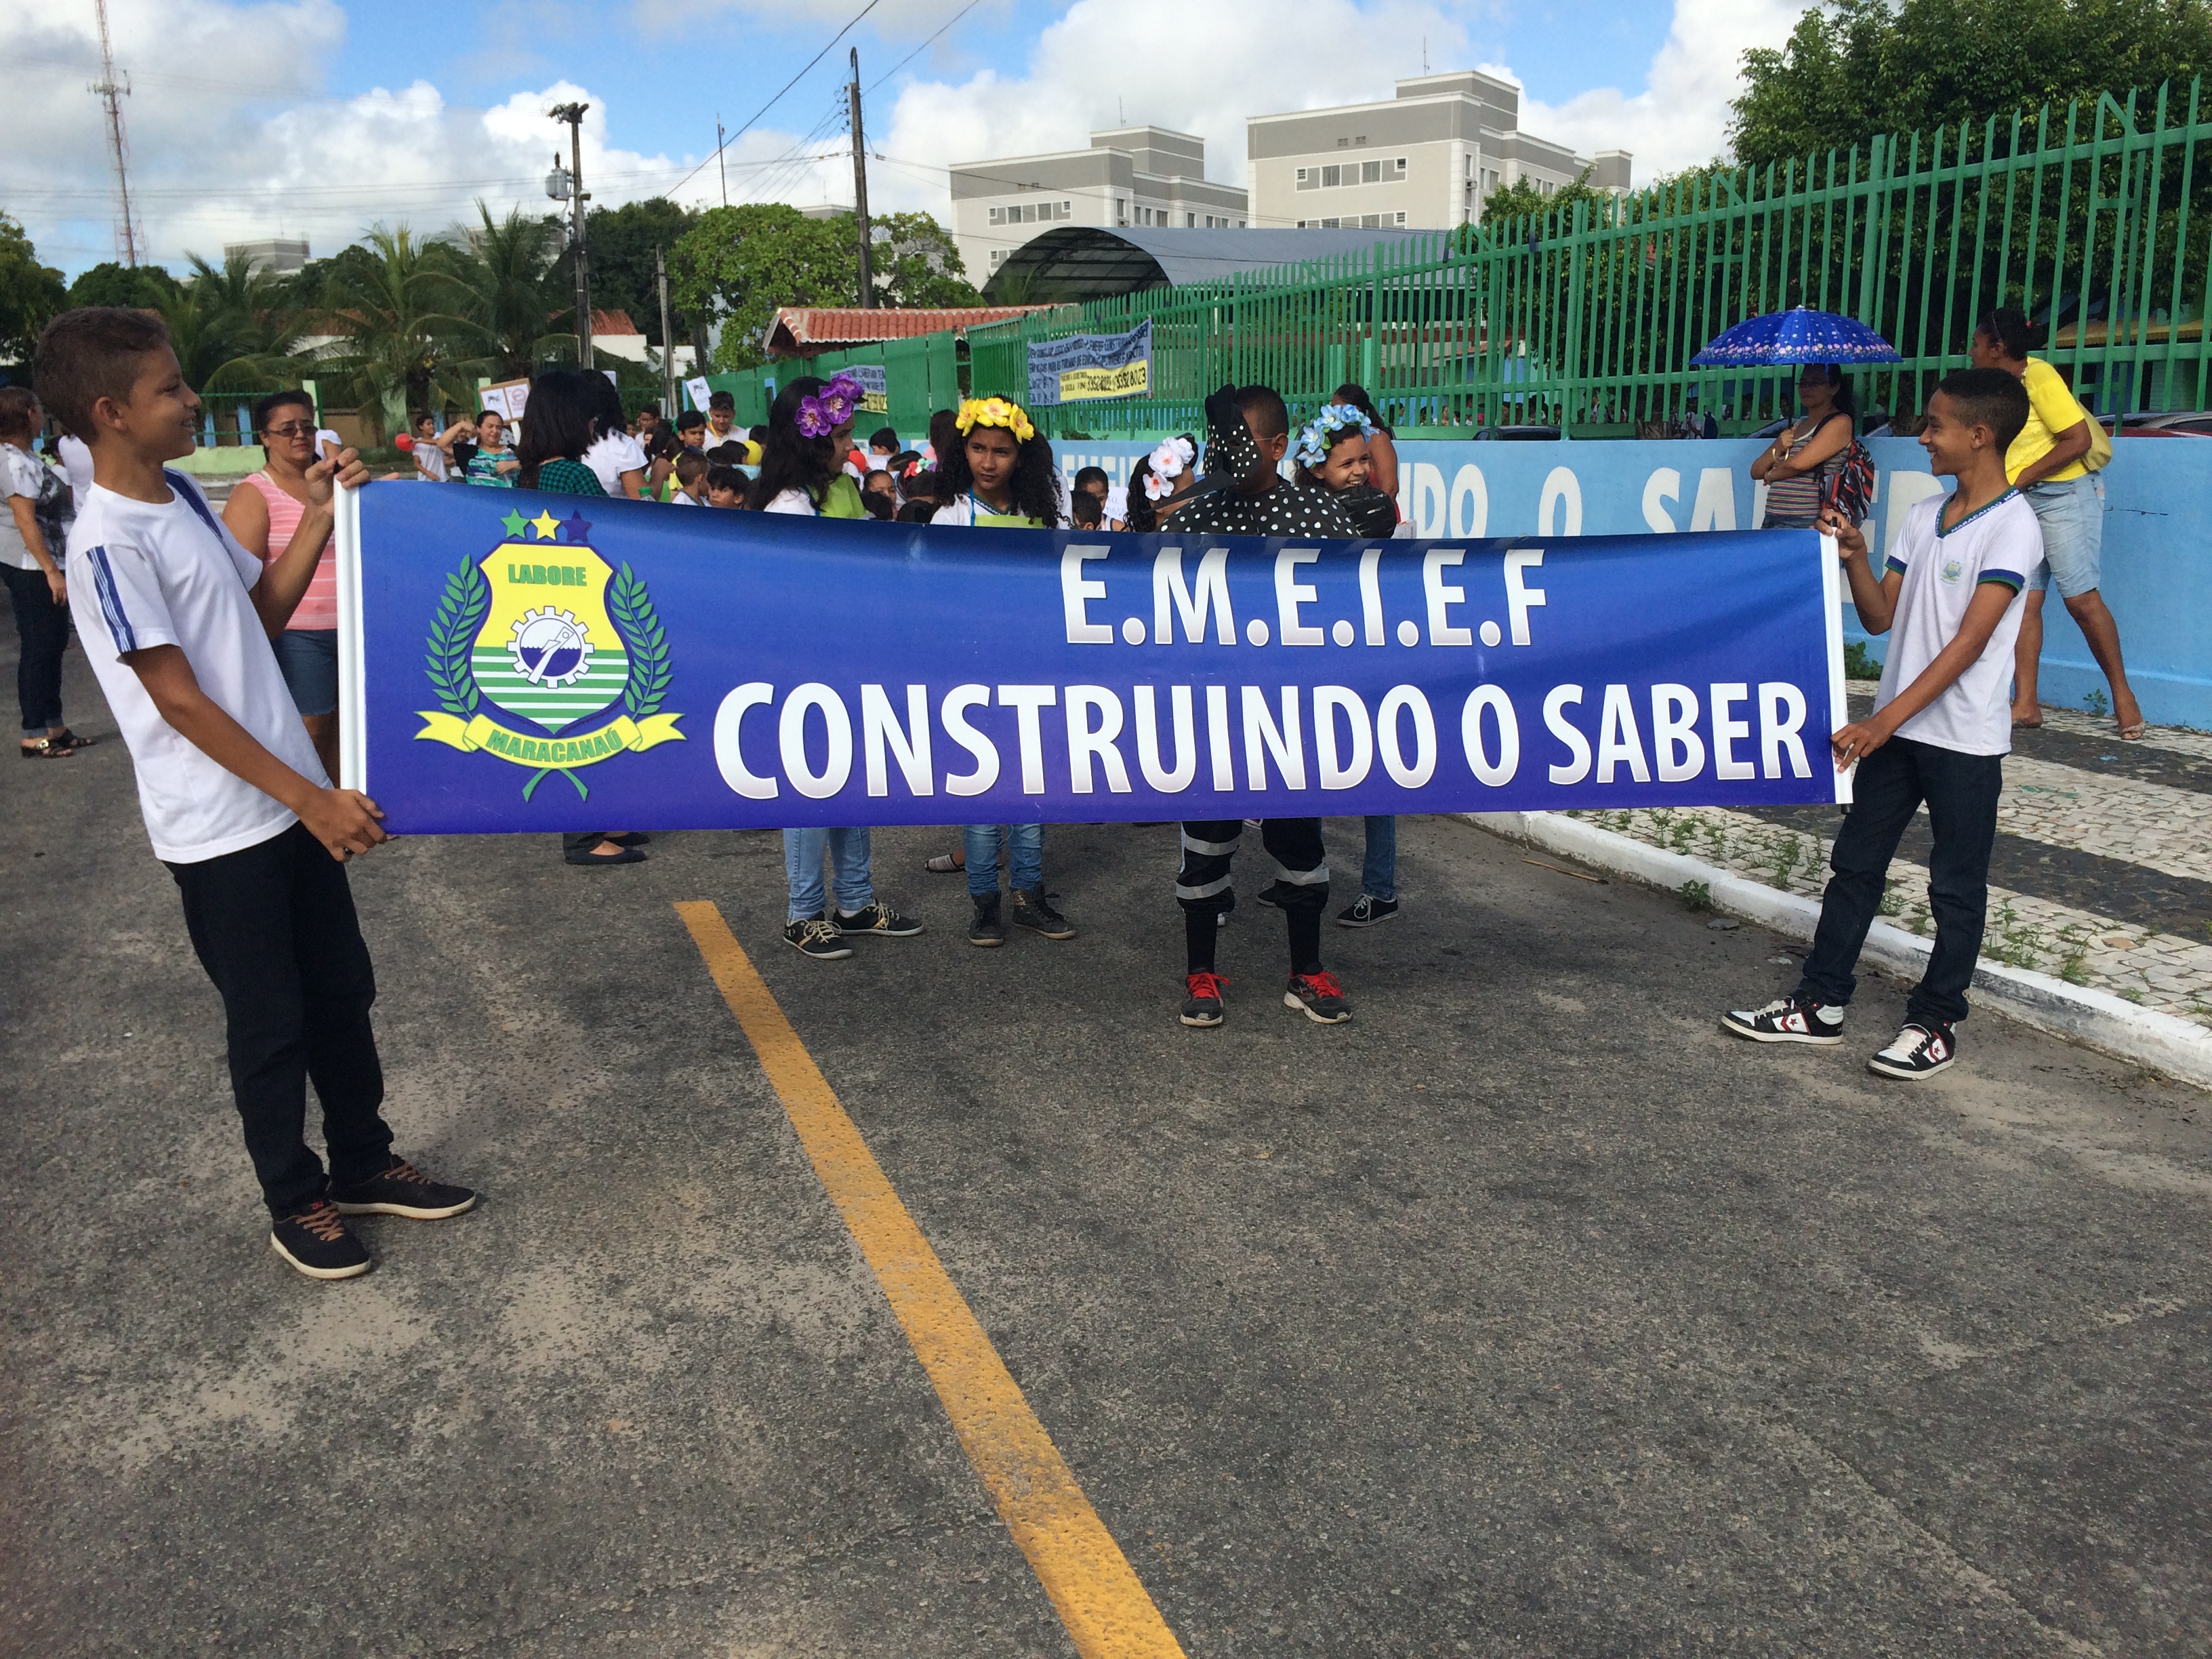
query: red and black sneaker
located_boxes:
[1181,972,1229,1028]
[1723,993,1844,1045]
[1284,970,1352,1024]
[1868,1021,1957,1080]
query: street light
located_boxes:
[547,103,591,367]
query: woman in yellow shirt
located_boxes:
[1969,309,2143,738]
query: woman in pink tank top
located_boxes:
[222,390,342,781]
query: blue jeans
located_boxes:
[1795,737,2001,1028]
[2023,474,2104,597]
[1360,815,1397,901]
[963,823,1043,896]
[785,827,873,920]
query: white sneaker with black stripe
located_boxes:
[1868,1021,1957,1080]
[1722,992,1844,1045]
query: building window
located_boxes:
[1336,137,1349,148]
[1061,199,1073,216]
[1354,135,1368,146]
[1395,211,1406,226]
[1296,167,1313,190]
[1237,218,1246,227]
[1320,216,1341,228]
[1185,211,1195,227]
[987,206,1002,224]
[1359,213,1379,228]
[1394,157,1408,174]
[1361,160,1380,184]
[1115,197,1127,225]
[1321,164,1340,188]
[990,249,1006,266]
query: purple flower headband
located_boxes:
[796,372,865,438]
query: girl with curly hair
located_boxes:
[926,397,1074,946]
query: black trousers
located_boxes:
[1177,817,1329,975]
[1,561,68,734]
[165,822,394,1216]
[1795,737,2003,1028]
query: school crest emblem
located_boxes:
[416,507,684,798]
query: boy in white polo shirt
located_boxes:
[37,308,475,1281]
[1725,365,2038,1079]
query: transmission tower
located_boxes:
[89,0,142,265]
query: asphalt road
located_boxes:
[3,641,2209,1657]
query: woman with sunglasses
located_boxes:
[1751,364,1857,529]
[223,389,344,780]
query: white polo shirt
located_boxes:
[1874,488,2039,756]
[68,468,327,863]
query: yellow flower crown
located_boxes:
[955,396,1036,445]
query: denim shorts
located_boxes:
[2023,474,2104,598]
[274,628,339,716]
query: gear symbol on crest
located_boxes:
[508,607,594,688]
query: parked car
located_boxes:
[2114,410,2212,436]
[1474,425,1563,441]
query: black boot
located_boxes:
[968,890,1005,947]
[1010,885,1076,939]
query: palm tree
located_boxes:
[457,202,568,380]
[310,225,481,443]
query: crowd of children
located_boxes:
[11,298,2120,1284]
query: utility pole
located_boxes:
[89,0,140,266]
[548,102,592,365]
[716,115,729,209]
[655,245,679,425]
[848,49,875,310]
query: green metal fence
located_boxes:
[701,333,964,436]
[952,77,2211,438]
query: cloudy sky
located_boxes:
[2,0,1807,280]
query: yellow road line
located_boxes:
[674,901,1187,1659]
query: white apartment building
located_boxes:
[947,127,1248,283]
[1248,71,1631,232]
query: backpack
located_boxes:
[1823,438,1877,526]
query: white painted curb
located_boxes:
[1468,810,2212,1092]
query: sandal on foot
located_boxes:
[48,728,94,750]
[18,737,76,759]
[2118,721,2146,741]
[924,851,966,874]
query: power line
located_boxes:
[864,0,987,94]
[663,0,886,203]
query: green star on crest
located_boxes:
[500,508,528,538]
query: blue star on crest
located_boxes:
[562,511,593,544]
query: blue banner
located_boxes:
[1027,321,1153,407]
[338,485,1847,834]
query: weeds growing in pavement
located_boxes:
[1671,815,1697,851]
[2121,987,2146,1004]
[1680,880,1714,912]
[1877,878,1902,916]
[2084,688,2110,717]
[1992,903,2047,969]
[1769,833,1803,887]
[2057,924,2091,985]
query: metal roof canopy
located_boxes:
[981,226,1440,303]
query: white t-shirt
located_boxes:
[57,434,95,510]
[1,445,52,570]
[670,490,700,506]
[762,489,816,516]
[1875,488,2039,756]
[414,434,449,483]
[584,431,649,496]
[67,469,328,863]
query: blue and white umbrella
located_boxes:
[1691,307,1903,367]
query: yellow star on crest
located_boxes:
[529,510,561,540]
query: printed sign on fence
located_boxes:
[843,363,890,415]
[335,483,1849,834]
[1027,321,1153,407]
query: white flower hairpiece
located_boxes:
[1141,434,1195,501]
[1292,402,1376,470]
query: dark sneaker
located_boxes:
[969,890,1005,947]
[331,1156,478,1220]
[270,1200,371,1280]
[835,902,924,939]
[1335,893,1399,928]
[1254,881,1284,909]
[1010,886,1076,939]
[1284,970,1352,1024]
[1723,993,1844,1045]
[1868,1021,1957,1080]
[783,915,854,960]
[1181,971,1228,1027]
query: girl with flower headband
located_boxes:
[1120,433,1200,533]
[749,375,925,958]
[1292,402,1400,539]
[924,394,1077,946]
[750,374,868,518]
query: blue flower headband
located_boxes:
[1293,402,1376,470]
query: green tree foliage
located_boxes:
[573,197,699,346]
[1477,165,1608,230]
[1731,0,2212,167]
[62,260,180,312]
[0,214,67,359]
[671,204,981,371]
[310,226,480,441]
[462,203,568,379]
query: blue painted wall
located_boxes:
[1056,436,2212,729]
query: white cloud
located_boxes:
[1513,0,1806,180]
